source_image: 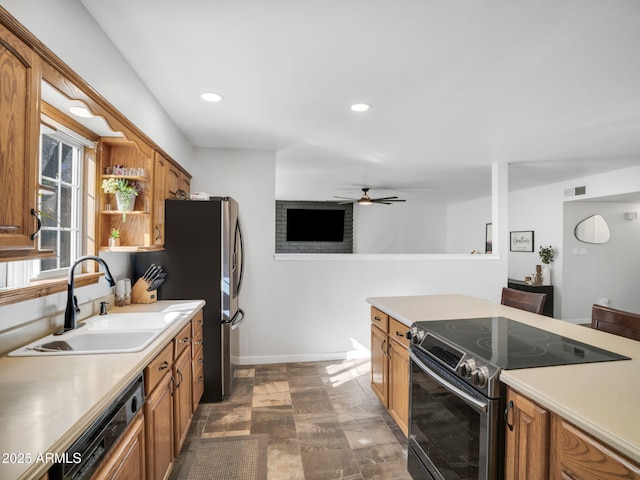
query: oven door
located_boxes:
[408,348,502,480]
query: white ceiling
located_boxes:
[79,0,640,203]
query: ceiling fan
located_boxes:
[334,187,406,205]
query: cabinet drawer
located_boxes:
[191,310,204,337]
[371,307,389,332]
[145,342,173,394]
[191,326,203,358]
[389,318,410,348]
[192,360,204,412]
[174,322,192,358]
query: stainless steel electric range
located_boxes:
[406,316,630,480]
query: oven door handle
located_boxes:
[410,351,488,413]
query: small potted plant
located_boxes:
[101,178,139,221]
[108,228,120,247]
[538,245,555,286]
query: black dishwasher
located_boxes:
[48,374,144,480]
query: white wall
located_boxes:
[353,201,448,253]
[192,148,508,364]
[563,200,640,321]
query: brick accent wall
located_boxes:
[275,201,353,253]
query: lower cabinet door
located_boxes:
[504,388,549,480]
[145,372,174,480]
[91,410,145,480]
[173,347,193,457]
[371,324,388,406]
[388,339,409,436]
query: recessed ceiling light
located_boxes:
[69,106,94,118]
[201,92,224,103]
[350,103,371,112]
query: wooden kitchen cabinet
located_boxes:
[191,310,204,412]
[166,162,180,198]
[144,343,174,480]
[550,415,640,480]
[173,346,192,457]
[179,171,191,196]
[504,388,550,480]
[152,151,167,246]
[370,307,410,436]
[91,410,145,480]
[0,23,41,255]
[387,317,410,435]
[143,312,203,480]
[504,388,640,480]
[165,160,191,198]
[97,137,156,251]
[371,307,389,406]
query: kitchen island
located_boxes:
[367,294,640,466]
[0,299,205,480]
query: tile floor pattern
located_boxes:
[171,359,413,480]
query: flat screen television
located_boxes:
[286,209,345,242]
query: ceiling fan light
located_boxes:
[358,198,372,205]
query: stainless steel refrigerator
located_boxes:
[133,197,245,402]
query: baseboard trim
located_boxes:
[233,350,370,366]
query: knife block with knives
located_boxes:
[131,279,157,304]
[133,264,166,304]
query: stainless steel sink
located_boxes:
[8,311,185,356]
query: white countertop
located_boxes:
[367,294,640,464]
[0,300,205,480]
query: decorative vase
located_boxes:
[541,264,551,286]
[533,265,543,286]
[108,237,120,247]
[116,191,136,213]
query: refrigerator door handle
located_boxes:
[235,218,245,295]
[230,309,245,330]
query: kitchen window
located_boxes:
[35,126,84,278]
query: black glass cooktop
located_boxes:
[416,317,630,370]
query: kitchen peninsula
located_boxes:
[367,294,640,476]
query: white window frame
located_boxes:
[31,124,89,281]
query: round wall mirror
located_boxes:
[575,214,610,244]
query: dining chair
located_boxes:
[591,304,640,341]
[501,287,547,315]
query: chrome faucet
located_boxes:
[58,255,116,334]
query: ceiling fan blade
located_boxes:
[336,200,355,205]
[334,196,358,200]
[372,198,405,203]
[370,196,399,201]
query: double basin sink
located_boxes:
[9,311,185,356]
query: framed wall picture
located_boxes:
[510,231,534,252]
[485,223,492,254]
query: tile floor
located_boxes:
[171,359,413,480]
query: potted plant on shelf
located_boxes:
[108,228,120,247]
[101,178,139,221]
[538,245,555,286]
